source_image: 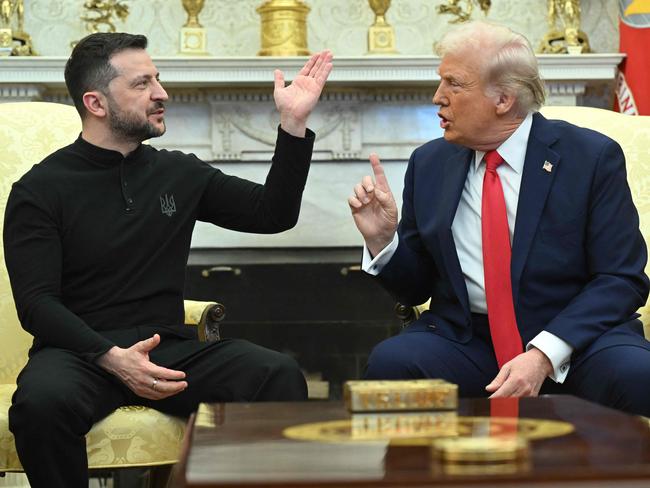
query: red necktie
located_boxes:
[490,397,519,437]
[482,150,523,368]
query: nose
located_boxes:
[152,79,169,102]
[432,82,446,106]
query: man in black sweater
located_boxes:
[4,32,332,487]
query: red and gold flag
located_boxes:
[616,1,650,115]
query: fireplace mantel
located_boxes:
[0,53,623,90]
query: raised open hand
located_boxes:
[274,50,333,137]
[348,153,399,257]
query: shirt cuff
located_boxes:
[361,234,399,275]
[527,331,573,383]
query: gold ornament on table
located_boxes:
[437,0,491,24]
[538,0,591,54]
[180,0,208,55]
[0,0,36,56]
[367,0,398,54]
[256,0,310,56]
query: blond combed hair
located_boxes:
[435,21,546,116]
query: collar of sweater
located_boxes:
[72,134,149,166]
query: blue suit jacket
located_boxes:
[378,112,650,359]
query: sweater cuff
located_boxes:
[275,125,315,161]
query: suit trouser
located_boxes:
[9,336,307,488]
[365,314,650,417]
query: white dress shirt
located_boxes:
[362,113,573,383]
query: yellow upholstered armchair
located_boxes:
[398,106,650,340]
[0,102,225,484]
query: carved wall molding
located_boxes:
[0,54,624,86]
[0,84,43,101]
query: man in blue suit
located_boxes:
[349,21,650,415]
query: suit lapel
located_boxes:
[511,113,560,305]
[437,147,473,320]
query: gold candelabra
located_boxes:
[367,0,398,54]
[538,0,590,54]
[180,0,208,54]
[437,0,491,24]
[256,0,310,56]
[0,0,36,56]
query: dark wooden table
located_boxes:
[177,396,650,487]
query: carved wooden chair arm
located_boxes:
[183,299,226,342]
[395,300,430,328]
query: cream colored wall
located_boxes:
[23,0,618,57]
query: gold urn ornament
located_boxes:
[367,0,397,54]
[180,0,208,55]
[256,0,310,56]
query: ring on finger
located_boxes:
[151,378,158,390]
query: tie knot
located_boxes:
[484,150,504,172]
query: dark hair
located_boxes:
[64,32,148,117]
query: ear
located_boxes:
[495,91,516,116]
[82,91,108,119]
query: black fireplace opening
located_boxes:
[184,247,402,399]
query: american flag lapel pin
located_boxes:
[543,161,553,173]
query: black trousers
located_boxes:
[9,336,307,488]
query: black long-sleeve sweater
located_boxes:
[4,127,314,361]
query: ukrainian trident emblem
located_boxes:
[160,194,176,217]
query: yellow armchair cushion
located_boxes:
[0,384,186,472]
[0,102,82,385]
[85,405,185,469]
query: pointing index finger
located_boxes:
[369,153,390,192]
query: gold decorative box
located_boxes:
[351,411,458,440]
[343,379,458,412]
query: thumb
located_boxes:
[135,334,160,353]
[274,69,285,92]
[486,364,510,392]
